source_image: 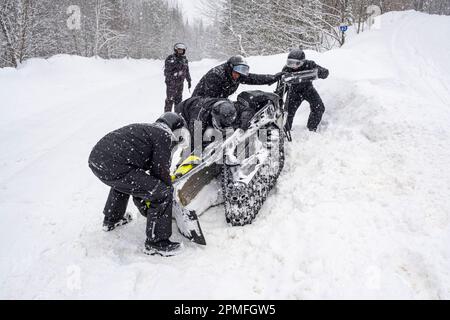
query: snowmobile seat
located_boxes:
[237,90,280,112]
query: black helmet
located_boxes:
[174,43,187,55]
[211,100,237,131]
[156,112,185,131]
[286,49,306,69]
[227,55,250,76]
[288,49,305,60]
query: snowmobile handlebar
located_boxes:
[281,69,319,84]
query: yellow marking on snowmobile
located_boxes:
[172,155,202,179]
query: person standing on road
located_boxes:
[164,43,192,112]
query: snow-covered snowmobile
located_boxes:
[172,68,320,241]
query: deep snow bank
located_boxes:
[1,11,450,299]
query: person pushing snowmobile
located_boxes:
[175,94,266,152]
[175,97,236,146]
[88,113,196,257]
[192,55,283,99]
[164,43,192,112]
[275,49,329,132]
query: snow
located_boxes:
[1,11,450,299]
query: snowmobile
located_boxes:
[172,68,320,242]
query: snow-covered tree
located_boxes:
[1,0,449,68]
[0,0,38,67]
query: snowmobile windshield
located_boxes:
[286,59,305,69]
[232,64,250,76]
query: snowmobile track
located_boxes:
[222,126,285,226]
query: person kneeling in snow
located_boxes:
[276,49,329,132]
[88,113,185,257]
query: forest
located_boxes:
[1,0,449,68]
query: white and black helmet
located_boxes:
[174,43,187,55]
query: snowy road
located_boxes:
[1,11,450,299]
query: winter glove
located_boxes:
[173,155,202,180]
[318,68,329,79]
[274,72,285,81]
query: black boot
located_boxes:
[103,188,131,231]
[103,213,133,232]
[144,239,183,257]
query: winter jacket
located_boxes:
[176,94,267,134]
[164,53,191,85]
[88,123,174,186]
[175,97,223,137]
[275,60,329,96]
[192,62,279,99]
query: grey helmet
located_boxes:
[286,49,306,69]
[227,55,250,76]
[211,100,237,131]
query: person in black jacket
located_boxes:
[88,113,185,257]
[164,43,192,112]
[175,97,237,154]
[192,55,283,99]
[176,97,237,135]
[276,49,329,132]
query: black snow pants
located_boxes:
[92,167,173,243]
[165,81,184,112]
[286,85,325,132]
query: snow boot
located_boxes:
[144,239,183,257]
[102,213,133,232]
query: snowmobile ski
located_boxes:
[176,162,221,207]
[172,129,251,207]
[173,200,206,245]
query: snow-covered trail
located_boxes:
[1,11,450,299]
